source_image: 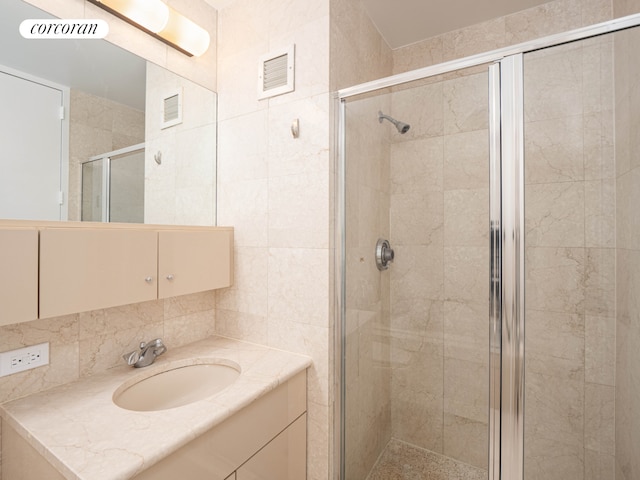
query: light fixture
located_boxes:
[89,0,210,57]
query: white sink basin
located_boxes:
[113,360,241,412]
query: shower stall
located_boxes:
[336,14,640,480]
[81,143,145,223]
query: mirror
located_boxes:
[0,0,217,226]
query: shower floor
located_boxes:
[366,438,487,480]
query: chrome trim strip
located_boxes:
[335,97,347,480]
[338,12,640,99]
[499,54,525,480]
[86,142,145,163]
[488,62,502,480]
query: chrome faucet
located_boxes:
[123,338,167,368]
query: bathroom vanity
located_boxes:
[0,336,311,479]
[0,220,233,325]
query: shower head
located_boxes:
[378,111,410,134]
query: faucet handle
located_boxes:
[141,338,163,349]
[123,350,140,366]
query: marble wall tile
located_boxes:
[585,450,615,480]
[0,316,79,404]
[330,0,392,91]
[390,330,444,453]
[585,248,616,317]
[443,357,488,422]
[585,315,616,386]
[391,245,444,304]
[582,0,613,24]
[267,95,331,179]
[443,414,488,469]
[346,247,382,311]
[524,431,584,480]
[584,383,615,455]
[524,116,585,184]
[216,247,268,317]
[215,309,268,346]
[524,44,583,123]
[505,0,582,45]
[393,37,444,75]
[268,16,331,107]
[163,309,215,348]
[526,247,585,314]
[390,192,443,247]
[616,169,640,250]
[267,248,329,328]
[442,73,489,134]
[216,46,268,122]
[525,309,585,380]
[443,189,489,247]
[268,172,330,248]
[216,111,269,183]
[78,301,163,339]
[443,301,488,364]
[584,111,615,181]
[585,179,616,248]
[525,371,585,456]
[79,321,164,377]
[443,129,489,190]
[390,137,444,194]
[216,180,269,247]
[443,246,489,305]
[526,182,585,247]
[441,17,506,61]
[390,83,444,141]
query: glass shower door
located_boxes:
[81,144,145,223]
[341,63,493,479]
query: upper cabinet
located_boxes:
[0,228,38,326]
[39,228,158,319]
[158,229,233,299]
[0,222,233,323]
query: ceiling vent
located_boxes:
[161,88,183,129]
[258,44,295,100]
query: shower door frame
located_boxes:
[335,11,640,480]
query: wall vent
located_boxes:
[258,45,295,100]
[161,89,182,129]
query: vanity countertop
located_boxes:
[0,336,312,480]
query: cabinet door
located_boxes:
[0,228,38,326]
[39,228,157,318]
[158,229,232,299]
[236,414,307,480]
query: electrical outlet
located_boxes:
[0,342,49,377]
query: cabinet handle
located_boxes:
[145,276,153,283]
[166,274,175,281]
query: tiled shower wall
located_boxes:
[386,70,490,469]
[523,39,616,480]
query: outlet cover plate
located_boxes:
[0,342,49,377]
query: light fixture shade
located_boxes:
[159,7,210,57]
[99,0,169,33]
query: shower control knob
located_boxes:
[375,238,395,271]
